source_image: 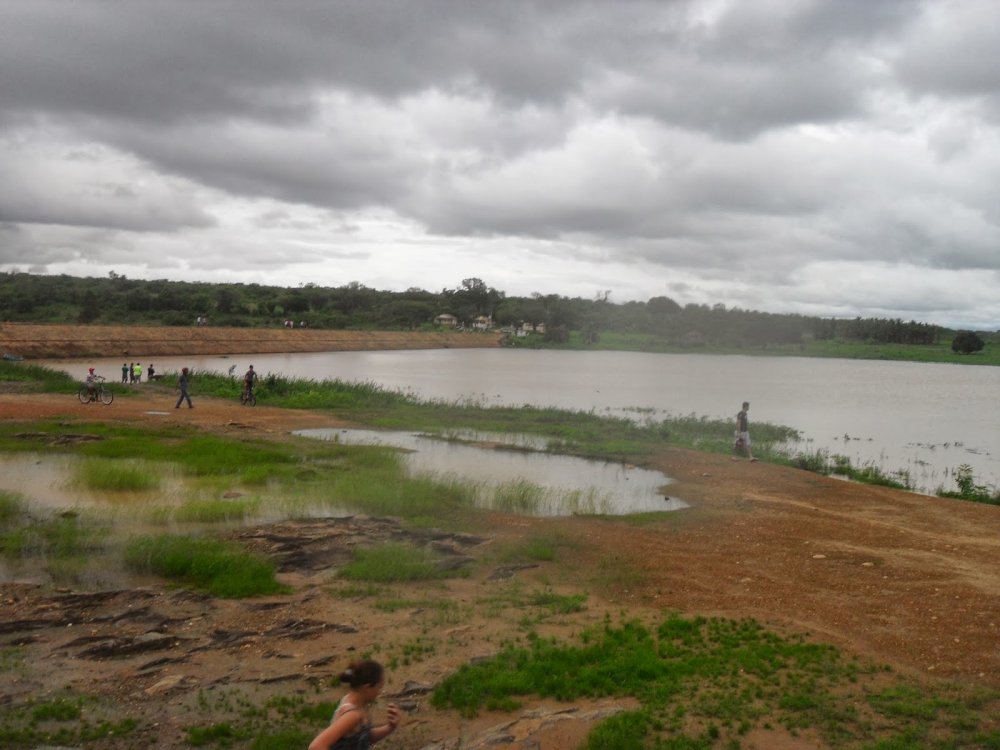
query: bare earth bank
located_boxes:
[0,390,998,749]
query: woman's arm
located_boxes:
[307,709,363,750]
[370,703,400,743]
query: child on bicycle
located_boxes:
[242,365,258,400]
[85,367,98,399]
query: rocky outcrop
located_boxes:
[0,323,503,359]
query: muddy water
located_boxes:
[41,349,1000,494]
[296,428,683,516]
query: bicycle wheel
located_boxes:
[78,386,92,403]
[246,392,256,407]
[99,388,114,405]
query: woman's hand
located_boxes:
[385,703,400,729]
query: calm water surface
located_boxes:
[295,427,683,516]
[46,349,1000,494]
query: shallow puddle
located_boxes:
[0,453,188,511]
[295,428,687,516]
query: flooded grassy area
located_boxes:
[1,379,999,748]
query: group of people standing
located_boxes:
[121,362,154,384]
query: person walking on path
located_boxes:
[121,363,128,384]
[736,401,756,461]
[147,363,155,381]
[132,362,142,383]
[175,367,193,409]
[308,660,400,750]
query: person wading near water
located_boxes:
[736,401,756,462]
[175,367,193,409]
[308,659,400,750]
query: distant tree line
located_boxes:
[0,271,987,349]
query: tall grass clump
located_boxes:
[123,534,287,597]
[0,359,81,393]
[782,451,912,490]
[0,490,25,526]
[938,464,1000,505]
[326,464,478,521]
[73,458,161,492]
[492,479,545,514]
[338,542,464,583]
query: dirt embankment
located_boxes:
[0,323,504,359]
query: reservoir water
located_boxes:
[44,349,1000,495]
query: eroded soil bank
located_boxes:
[0,389,999,749]
[0,323,503,359]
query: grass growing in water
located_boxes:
[432,614,1000,748]
[123,534,288,598]
[73,458,161,492]
[0,494,103,563]
[337,542,466,583]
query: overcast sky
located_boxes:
[1,1,998,328]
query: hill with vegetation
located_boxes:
[1,271,996,364]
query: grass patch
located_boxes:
[528,589,587,614]
[495,530,575,564]
[159,497,262,524]
[72,457,161,492]
[0,490,25,526]
[432,614,1000,748]
[123,534,288,598]
[0,692,138,748]
[0,359,81,393]
[337,542,467,583]
[0,510,103,561]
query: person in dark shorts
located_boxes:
[175,367,193,409]
[736,401,756,461]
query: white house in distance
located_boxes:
[472,315,493,330]
[434,313,458,327]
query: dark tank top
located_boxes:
[328,703,372,750]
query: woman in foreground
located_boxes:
[308,660,400,750]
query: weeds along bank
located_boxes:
[0,323,503,359]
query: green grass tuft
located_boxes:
[73,458,161,492]
[338,542,466,582]
[123,534,287,598]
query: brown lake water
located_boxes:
[42,349,1000,494]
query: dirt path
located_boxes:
[1,389,999,748]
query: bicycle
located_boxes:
[78,376,114,405]
[240,386,257,407]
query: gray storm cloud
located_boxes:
[0,0,998,328]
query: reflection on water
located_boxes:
[296,427,686,516]
[44,349,1000,494]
